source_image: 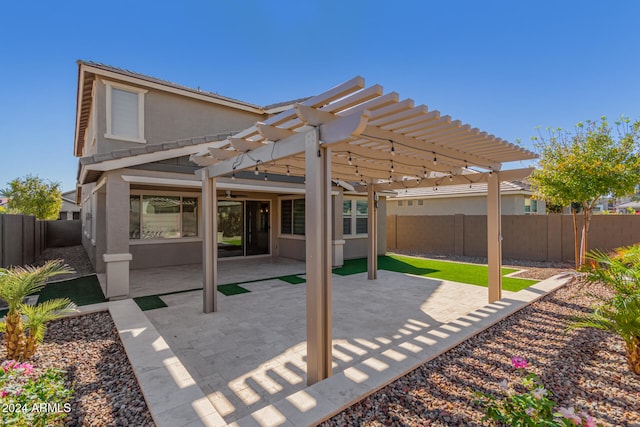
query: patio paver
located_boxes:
[110,265,571,426]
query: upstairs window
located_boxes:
[104,81,147,143]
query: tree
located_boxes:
[530,117,640,267]
[1,175,62,220]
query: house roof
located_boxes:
[74,60,310,158]
[77,132,235,184]
[390,181,531,199]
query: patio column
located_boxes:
[305,128,333,385]
[487,171,502,303]
[202,169,218,313]
[103,173,132,300]
[367,185,378,280]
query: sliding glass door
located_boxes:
[217,200,270,257]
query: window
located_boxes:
[408,200,413,206]
[418,199,423,206]
[280,198,305,235]
[343,199,368,236]
[524,198,538,214]
[398,200,403,207]
[104,81,147,143]
[129,195,198,239]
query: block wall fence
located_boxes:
[387,214,640,263]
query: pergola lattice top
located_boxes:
[191,76,536,188]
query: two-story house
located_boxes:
[74,61,385,299]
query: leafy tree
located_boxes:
[530,117,640,267]
[1,175,62,220]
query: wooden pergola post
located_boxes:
[305,129,333,385]
[367,185,378,280]
[487,171,502,303]
[202,169,218,313]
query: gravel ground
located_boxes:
[322,277,640,427]
[35,245,95,281]
[0,312,155,426]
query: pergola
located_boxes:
[192,77,537,385]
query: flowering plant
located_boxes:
[0,359,73,426]
[475,356,599,426]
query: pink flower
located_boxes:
[17,363,33,374]
[558,407,581,424]
[532,387,547,399]
[580,412,597,427]
[511,356,528,369]
[0,390,7,398]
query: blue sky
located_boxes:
[1,1,639,191]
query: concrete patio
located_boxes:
[106,264,571,426]
[125,257,307,298]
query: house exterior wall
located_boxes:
[387,194,526,216]
[91,78,264,156]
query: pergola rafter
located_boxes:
[194,76,537,386]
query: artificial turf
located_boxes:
[133,295,168,311]
[37,274,107,306]
[279,275,306,285]
[217,283,251,296]
[333,254,538,292]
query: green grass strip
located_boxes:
[217,284,250,296]
[333,254,538,292]
[279,275,306,285]
[37,275,107,306]
[134,295,168,311]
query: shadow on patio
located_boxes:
[143,269,516,424]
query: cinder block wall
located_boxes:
[387,214,640,263]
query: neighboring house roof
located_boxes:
[74,60,310,157]
[614,201,640,210]
[390,180,531,199]
[61,190,76,204]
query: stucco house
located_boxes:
[73,61,385,299]
[58,190,81,220]
[387,181,545,216]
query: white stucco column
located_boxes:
[102,173,132,299]
[367,185,378,280]
[305,129,333,385]
[202,169,218,313]
[487,171,502,303]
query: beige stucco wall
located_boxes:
[93,78,265,155]
[387,194,526,216]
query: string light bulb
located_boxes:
[254,164,259,175]
[264,172,268,181]
[286,165,290,176]
[348,152,353,165]
[423,167,428,178]
[390,160,395,173]
[449,174,453,182]
[390,140,396,156]
[432,152,437,165]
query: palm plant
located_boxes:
[21,299,76,359]
[572,248,640,375]
[0,260,74,360]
